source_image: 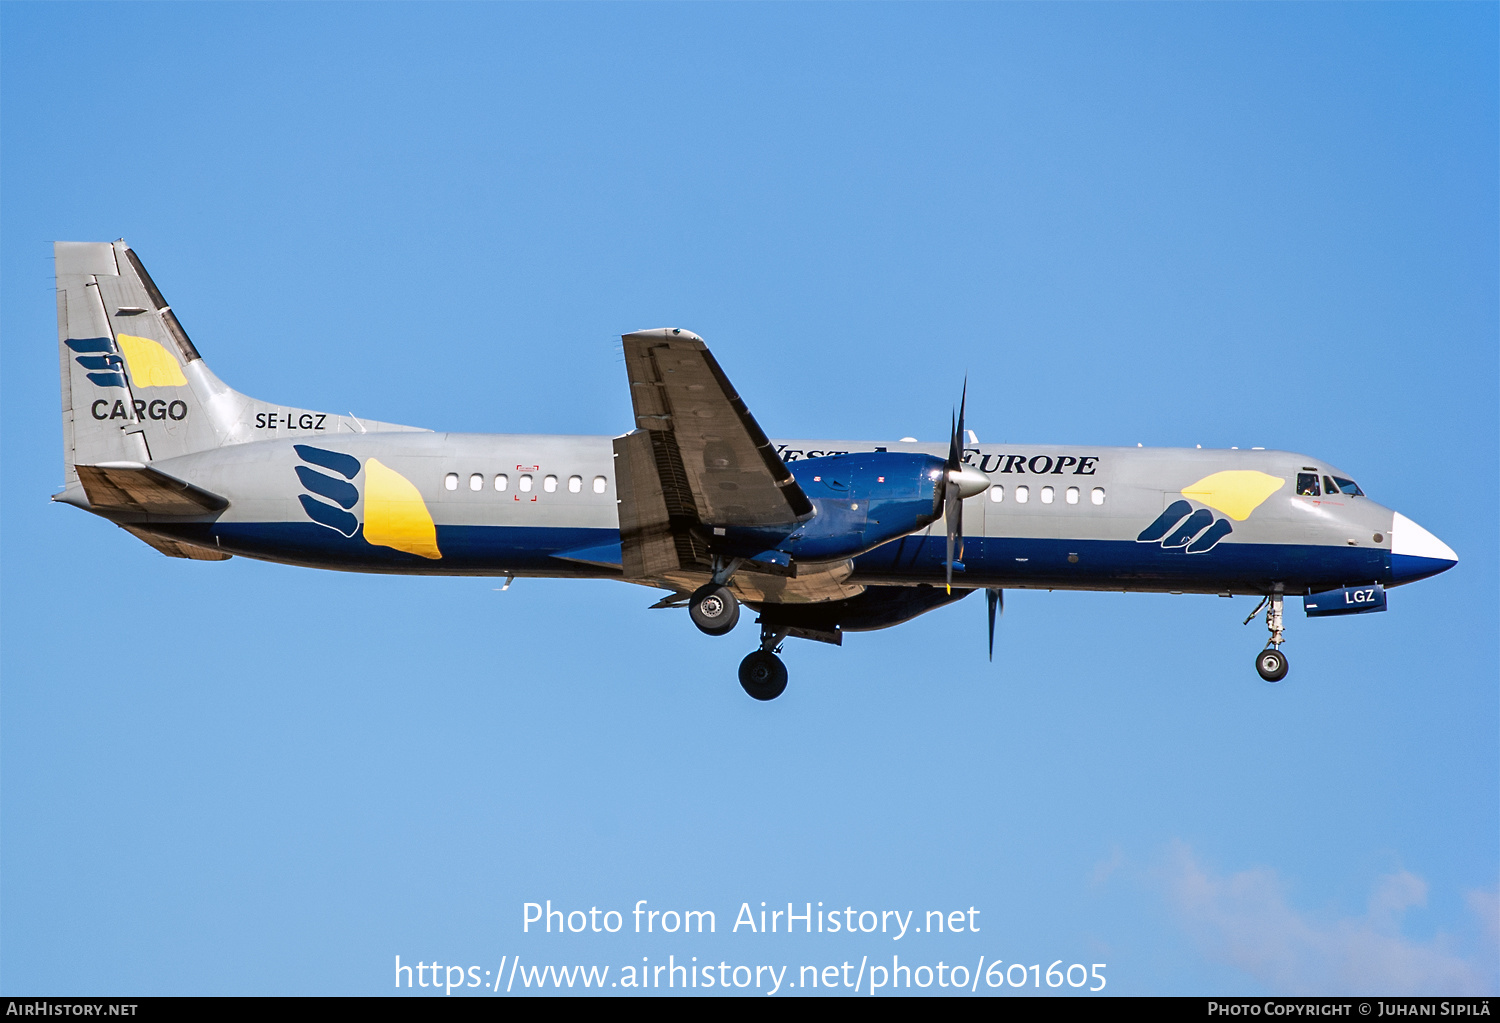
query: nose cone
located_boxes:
[950,465,991,500]
[1389,512,1458,584]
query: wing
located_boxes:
[613,329,812,580]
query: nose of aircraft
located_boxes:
[1390,511,1458,584]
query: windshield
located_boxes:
[1329,475,1363,497]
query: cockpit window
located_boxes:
[1296,473,1321,497]
[1330,476,1364,497]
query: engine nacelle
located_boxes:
[704,452,947,563]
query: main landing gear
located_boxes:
[1245,590,1290,683]
[688,558,744,636]
[688,584,739,635]
[738,625,789,701]
[684,559,791,700]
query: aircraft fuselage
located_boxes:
[68,430,1446,596]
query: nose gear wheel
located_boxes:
[1256,647,1289,682]
[1245,590,1290,682]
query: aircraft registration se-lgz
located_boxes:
[52,241,1458,700]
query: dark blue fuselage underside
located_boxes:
[170,522,1417,593]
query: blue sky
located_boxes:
[2,2,1495,996]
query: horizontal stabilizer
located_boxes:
[120,525,231,561]
[75,462,228,516]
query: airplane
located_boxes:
[50,240,1459,700]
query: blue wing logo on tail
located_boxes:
[65,337,128,388]
[294,444,361,536]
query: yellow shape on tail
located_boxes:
[1180,470,1286,521]
[362,458,442,559]
[117,334,187,387]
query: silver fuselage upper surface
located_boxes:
[71,430,1422,598]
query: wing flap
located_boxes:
[612,429,710,579]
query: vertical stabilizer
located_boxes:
[54,240,426,492]
[56,241,222,477]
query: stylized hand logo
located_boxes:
[1136,499,1233,554]
[294,445,361,537]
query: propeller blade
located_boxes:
[945,480,960,592]
[953,482,963,560]
[944,379,969,593]
[945,379,968,471]
[986,587,1003,661]
[956,378,967,462]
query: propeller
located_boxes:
[943,380,990,592]
[986,587,1003,661]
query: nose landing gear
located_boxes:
[1245,590,1290,682]
[1256,647,1289,682]
[738,625,789,700]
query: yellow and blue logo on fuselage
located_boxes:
[294,445,442,560]
[1137,471,1285,553]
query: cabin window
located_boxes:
[1016,485,1029,504]
[1066,486,1079,505]
[543,474,558,493]
[1297,473,1321,497]
[469,473,483,492]
[494,474,508,491]
[989,484,1004,503]
[1041,486,1054,504]
[1091,487,1106,505]
[519,474,533,492]
[568,475,582,493]
[444,473,458,491]
[593,476,608,494]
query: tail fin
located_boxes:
[55,240,423,489]
[56,240,219,479]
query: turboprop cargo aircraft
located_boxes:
[51,241,1459,700]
